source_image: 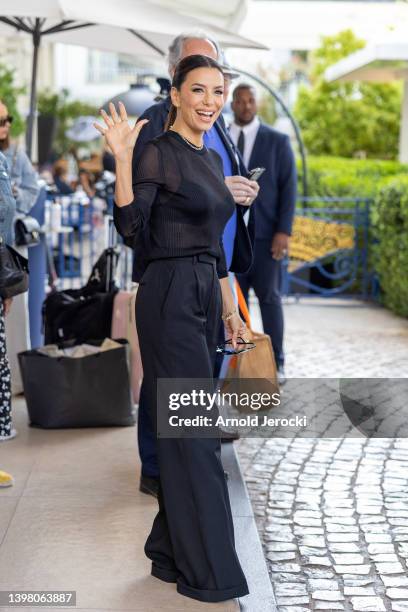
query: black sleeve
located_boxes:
[217,235,228,279]
[113,142,164,245]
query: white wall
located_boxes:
[53,44,166,106]
[0,34,54,117]
[54,45,129,105]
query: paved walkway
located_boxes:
[0,399,242,612]
[236,297,408,612]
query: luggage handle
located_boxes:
[127,289,137,338]
[105,216,121,292]
[45,238,59,292]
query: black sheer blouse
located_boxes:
[113,130,235,280]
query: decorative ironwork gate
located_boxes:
[281,198,372,298]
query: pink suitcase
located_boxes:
[111,290,143,404]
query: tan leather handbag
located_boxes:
[221,280,279,413]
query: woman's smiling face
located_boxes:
[171,67,225,134]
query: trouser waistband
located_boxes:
[151,254,216,265]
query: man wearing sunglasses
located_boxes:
[0,100,39,214]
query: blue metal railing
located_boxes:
[44,192,134,291]
[45,194,376,300]
[282,197,373,299]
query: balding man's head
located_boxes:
[168,32,219,77]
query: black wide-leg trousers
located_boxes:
[136,254,249,603]
[237,239,285,368]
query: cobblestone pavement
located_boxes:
[236,298,408,612]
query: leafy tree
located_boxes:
[294,30,401,159]
[0,63,25,137]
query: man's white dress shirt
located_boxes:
[229,116,260,169]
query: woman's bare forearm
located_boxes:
[114,156,134,207]
[219,277,236,317]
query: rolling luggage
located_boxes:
[111,289,143,404]
[42,245,120,344]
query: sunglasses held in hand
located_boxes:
[216,337,256,356]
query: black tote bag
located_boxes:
[18,339,135,428]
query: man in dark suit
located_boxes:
[132,35,259,497]
[230,83,297,383]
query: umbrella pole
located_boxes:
[26,19,42,160]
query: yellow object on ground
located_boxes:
[0,470,14,488]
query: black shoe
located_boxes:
[220,429,240,442]
[139,475,159,498]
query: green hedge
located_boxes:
[298,156,408,200]
[295,155,408,316]
[371,178,408,317]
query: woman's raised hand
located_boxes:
[94,102,148,162]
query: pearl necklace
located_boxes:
[170,128,204,151]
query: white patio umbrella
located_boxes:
[0,0,266,157]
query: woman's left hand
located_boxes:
[224,313,248,350]
[94,102,149,163]
[3,298,13,317]
[225,176,259,206]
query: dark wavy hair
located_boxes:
[165,54,224,131]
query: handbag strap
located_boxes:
[44,239,59,291]
[235,278,252,332]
